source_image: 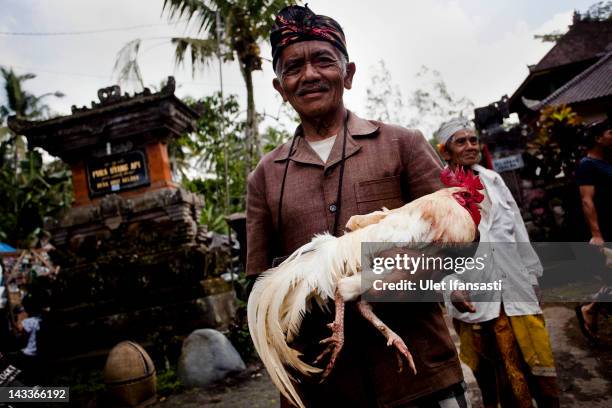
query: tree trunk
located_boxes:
[240,65,260,178]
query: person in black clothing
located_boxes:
[575,118,612,341]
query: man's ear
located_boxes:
[344,62,356,90]
[273,78,287,102]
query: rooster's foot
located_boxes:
[314,320,345,379]
[314,288,346,381]
[356,299,417,375]
[385,330,416,374]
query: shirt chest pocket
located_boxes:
[354,175,403,214]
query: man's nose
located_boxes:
[302,61,322,79]
[464,145,479,154]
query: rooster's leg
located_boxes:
[313,287,345,380]
[356,299,417,375]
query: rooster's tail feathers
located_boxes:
[247,252,329,408]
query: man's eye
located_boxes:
[314,57,336,67]
[283,66,300,75]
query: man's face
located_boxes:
[597,129,612,150]
[442,129,481,167]
[273,41,355,119]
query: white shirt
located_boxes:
[443,164,542,323]
[307,135,336,163]
[21,316,41,356]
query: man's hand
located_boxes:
[450,290,476,313]
[590,236,605,246]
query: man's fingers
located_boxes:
[451,290,476,313]
[453,300,475,313]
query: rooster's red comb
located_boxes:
[440,166,484,191]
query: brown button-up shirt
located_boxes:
[246,111,463,407]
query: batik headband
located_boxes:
[270,5,349,70]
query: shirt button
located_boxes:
[329,204,337,213]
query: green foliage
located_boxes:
[0,67,64,121]
[117,0,298,175]
[156,366,185,397]
[112,40,144,91]
[175,93,247,231]
[524,105,585,182]
[161,0,298,173]
[173,92,292,233]
[162,0,297,72]
[171,37,218,75]
[0,68,70,248]
[0,142,72,247]
[200,202,230,232]
[227,299,257,361]
[262,125,290,154]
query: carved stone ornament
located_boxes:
[98,85,123,105]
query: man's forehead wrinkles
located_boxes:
[284,54,305,65]
[312,49,336,58]
[280,41,337,61]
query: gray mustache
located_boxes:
[297,84,330,96]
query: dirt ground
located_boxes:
[152,304,612,408]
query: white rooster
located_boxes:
[247,166,485,408]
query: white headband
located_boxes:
[434,118,475,145]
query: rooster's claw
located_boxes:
[387,333,416,375]
[314,321,344,381]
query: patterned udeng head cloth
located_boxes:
[270,5,349,70]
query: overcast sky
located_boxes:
[0,0,595,136]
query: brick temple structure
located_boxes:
[8,78,236,358]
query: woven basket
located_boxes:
[103,341,157,407]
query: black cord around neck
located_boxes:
[277,110,351,249]
[332,111,350,236]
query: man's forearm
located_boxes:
[581,198,602,238]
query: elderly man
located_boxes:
[246,5,469,408]
[436,118,560,408]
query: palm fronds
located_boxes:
[171,37,218,75]
[112,39,145,91]
[162,0,218,33]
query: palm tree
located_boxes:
[0,67,64,121]
[115,0,295,176]
[0,67,64,172]
[0,67,69,247]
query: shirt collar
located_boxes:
[472,164,498,185]
[274,110,380,166]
